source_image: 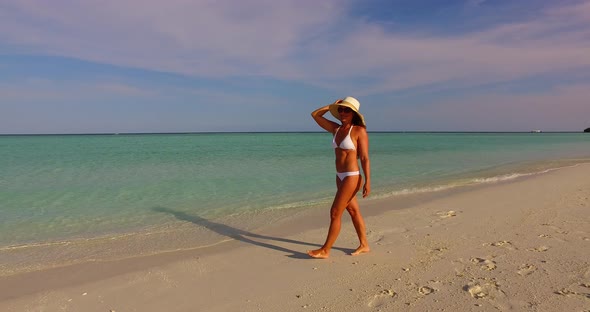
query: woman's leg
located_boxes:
[308,175,361,258]
[346,195,370,255]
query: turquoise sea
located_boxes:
[1,132,589,275]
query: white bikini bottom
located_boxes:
[336,171,360,181]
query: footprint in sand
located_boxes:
[526,246,550,252]
[436,210,458,218]
[517,264,537,276]
[418,286,435,295]
[554,283,590,300]
[471,257,497,271]
[485,240,516,250]
[464,281,503,299]
[554,288,590,299]
[465,283,488,299]
[368,289,396,308]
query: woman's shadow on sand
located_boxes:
[152,206,352,259]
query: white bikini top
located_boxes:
[332,126,356,150]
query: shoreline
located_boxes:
[1,159,589,278]
[1,163,589,310]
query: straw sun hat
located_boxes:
[329,96,366,126]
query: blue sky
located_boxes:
[1,0,589,133]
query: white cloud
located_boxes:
[303,1,590,94]
[0,0,342,77]
[1,0,589,95]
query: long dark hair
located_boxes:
[352,112,365,127]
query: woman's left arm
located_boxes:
[357,127,371,198]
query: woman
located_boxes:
[308,97,371,259]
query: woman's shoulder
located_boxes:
[352,126,368,142]
[353,125,367,134]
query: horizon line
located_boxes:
[1,130,588,136]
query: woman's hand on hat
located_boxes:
[332,99,343,105]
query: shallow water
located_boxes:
[1,132,589,274]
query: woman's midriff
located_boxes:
[334,149,359,173]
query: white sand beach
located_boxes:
[1,163,589,311]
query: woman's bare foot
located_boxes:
[351,245,370,256]
[307,249,330,259]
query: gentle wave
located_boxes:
[373,162,585,200]
[0,225,183,251]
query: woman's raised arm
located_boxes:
[311,100,341,133]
